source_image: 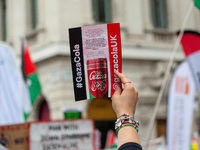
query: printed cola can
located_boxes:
[87,58,108,98]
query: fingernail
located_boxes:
[116,85,120,90]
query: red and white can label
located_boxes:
[87,58,108,98]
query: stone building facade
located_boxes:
[1,0,200,145]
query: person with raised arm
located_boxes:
[112,72,142,150]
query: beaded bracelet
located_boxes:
[115,113,139,135]
[116,124,139,134]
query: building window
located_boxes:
[0,0,7,41]
[92,0,112,23]
[30,0,38,29]
[150,0,168,29]
[27,0,38,30]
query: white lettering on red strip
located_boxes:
[110,35,120,89]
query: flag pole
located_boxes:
[144,2,194,150]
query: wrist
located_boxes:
[117,112,134,118]
[115,113,139,135]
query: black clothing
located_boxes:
[118,142,142,150]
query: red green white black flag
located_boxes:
[22,39,41,120]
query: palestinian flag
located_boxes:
[22,39,41,120]
[180,31,200,98]
[194,0,200,10]
[105,130,118,148]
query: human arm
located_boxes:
[111,72,142,149]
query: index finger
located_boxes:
[114,72,131,83]
[114,72,135,91]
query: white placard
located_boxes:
[30,120,95,150]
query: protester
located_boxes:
[112,72,142,150]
